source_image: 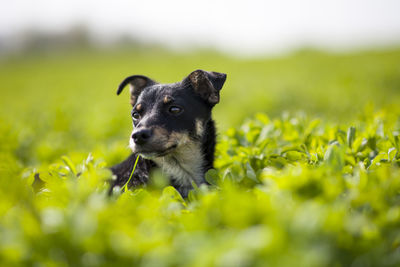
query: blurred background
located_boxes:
[1,0,400,166]
[2,0,400,55]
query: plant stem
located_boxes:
[123,155,140,192]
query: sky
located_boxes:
[2,0,400,55]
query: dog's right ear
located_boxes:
[117,75,157,106]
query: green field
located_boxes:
[1,47,400,266]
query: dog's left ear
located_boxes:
[117,75,157,106]
[184,70,227,106]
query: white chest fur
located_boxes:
[153,141,204,187]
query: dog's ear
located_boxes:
[184,70,227,106]
[117,75,157,106]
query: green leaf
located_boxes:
[324,144,345,171]
[246,162,258,182]
[161,186,186,205]
[205,169,219,186]
[61,156,77,176]
[347,126,356,148]
[388,147,397,162]
[187,190,197,202]
[285,151,304,161]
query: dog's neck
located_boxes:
[153,141,204,186]
[152,119,216,196]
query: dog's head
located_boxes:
[117,69,227,158]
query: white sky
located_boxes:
[1,0,400,55]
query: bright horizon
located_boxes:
[2,0,400,55]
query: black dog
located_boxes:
[109,70,227,197]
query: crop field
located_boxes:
[1,47,400,266]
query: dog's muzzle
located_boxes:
[131,128,152,145]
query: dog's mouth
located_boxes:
[136,144,178,158]
[129,129,191,158]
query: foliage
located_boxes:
[1,48,400,266]
[1,110,399,266]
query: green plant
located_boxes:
[1,47,400,266]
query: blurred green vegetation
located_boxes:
[1,47,400,165]
[1,47,400,266]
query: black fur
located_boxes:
[109,70,226,197]
[109,154,155,194]
[200,119,217,171]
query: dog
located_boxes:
[109,70,227,197]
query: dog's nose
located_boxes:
[132,129,152,145]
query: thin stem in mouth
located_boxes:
[122,155,140,192]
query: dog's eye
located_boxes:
[169,106,183,115]
[132,112,141,120]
